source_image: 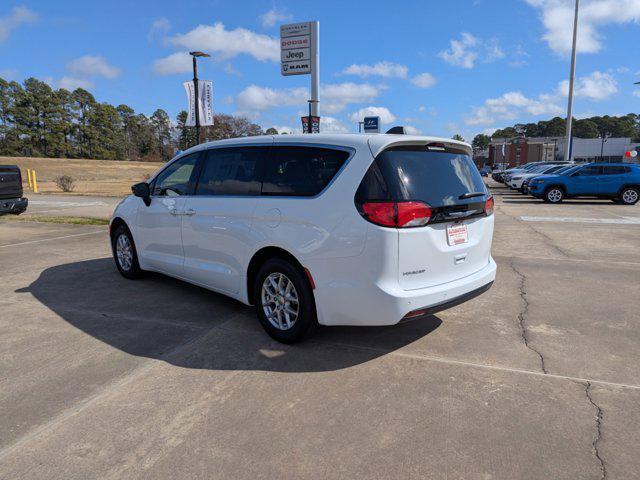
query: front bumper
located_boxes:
[0,197,28,215]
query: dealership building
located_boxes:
[487,137,640,167]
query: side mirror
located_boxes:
[132,182,151,206]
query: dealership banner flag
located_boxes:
[183,80,214,127]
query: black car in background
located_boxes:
[0,165,28,215]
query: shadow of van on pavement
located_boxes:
[17,258,441,373]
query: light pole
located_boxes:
[600,132,610,162]
[564,0,580,162]
[189,51,210,145]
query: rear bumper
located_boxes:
[315,257,497,326]
[0,197,28,215]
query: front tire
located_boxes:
[111,225,143,279]
[544,187,564,203]
[619,187,639,205]
[254,258,317,343]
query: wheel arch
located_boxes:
[246,246,310,305]
[617,183,640,195]
[109,216,128,238]
[545,183,567,194]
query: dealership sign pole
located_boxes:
[281,21,320,133]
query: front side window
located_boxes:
[262,146,350,196]
[196,147,266,196]
[152,153,199,196]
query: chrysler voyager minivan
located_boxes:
[110,134,496,342]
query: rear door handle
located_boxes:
[183,209,196,216]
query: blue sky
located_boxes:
[1,0,639,139]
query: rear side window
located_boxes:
[196,147,267,196]
[602,166,629,175]
[357,146,487,208]
[262,146,349,196]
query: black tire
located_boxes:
[618,187,639,205]
[111,224,143,279]
[253,258,317,343]
[544,187,564,203]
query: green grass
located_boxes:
[2,215,109,226]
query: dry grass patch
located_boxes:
[2,156,163,196]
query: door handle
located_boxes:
[183,209,196,216]
[169,208,179,215]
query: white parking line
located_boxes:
[520,215,640,225]
[0,231,105,249]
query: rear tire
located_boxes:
[254,258,317,343]
[544,187,564,203]
[619,187,639,205]
[111,225,143,279]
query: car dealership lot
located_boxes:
[1,183,639,479]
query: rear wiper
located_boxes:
[458,192,486,200]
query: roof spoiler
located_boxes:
[386,126,407,135]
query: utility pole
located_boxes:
[189,51,210,145]
[564,0,580,162]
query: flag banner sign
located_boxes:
[301,115,320,133]
[183,80,214,126]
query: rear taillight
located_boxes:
[484,195,494,216]
[361,201,432,228]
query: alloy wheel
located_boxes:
[116,233,133,272]
[261,272,299,331]
[622,189,638,204]
[548,189,563,203]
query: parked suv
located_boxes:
[528,163,640,204]
[110,134,496,342]
[0,165,28,215]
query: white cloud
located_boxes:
[632,90,640,98]
[235,82,382,118]
[153,52,192,75]
[166,22,279,62]
[404,126,422,135]
[322,82,382,113]
[58,76,94,91]
[556,71,618,100]
[67,55,121,79]
[321,116,349,133]
[439,32,507,68]
[349,106,397,124]
[224,63,242,76]
[525,0,640,56]
[466,91,564,126]
[439,33,479,68]
[340,61,408,79]
[411,73,437,88]
[236,85,308,115]
[273,125,294,134]
[148,17,171,41]
[0,6,37,43]
[465,70,617,127]
[0,68,18,80]
[260,8,292,28]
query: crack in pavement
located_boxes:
[510,261,548,374]
[585,382,607,480]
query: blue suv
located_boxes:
[528,163,640,205]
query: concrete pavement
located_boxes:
[0,184,639,479]
[23,193,122,219]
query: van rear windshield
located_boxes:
[357,146,488,208]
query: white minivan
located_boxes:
[110,134,496,342]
